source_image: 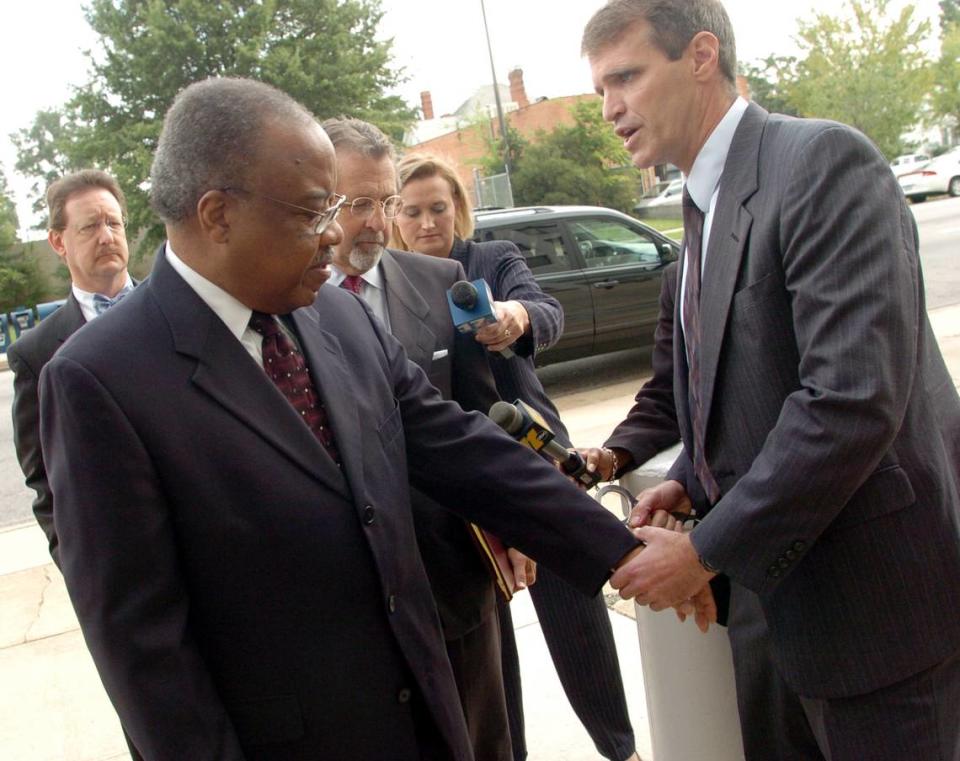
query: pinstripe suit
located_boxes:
[450,238,637,761]
[672,103,960,758]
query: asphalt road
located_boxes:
[0,197,957,531]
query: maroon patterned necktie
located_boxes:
[681,188,721,504]
[341,275,364,295]
[248,311,342,467]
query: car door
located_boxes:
[562,213,676,356]
[473,221,595,363]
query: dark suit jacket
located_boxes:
[40,248,638,760]
[670,103,960,699]
[8,292,86,566]
[451,238,571,444]
[604,262,681,470]
[370,247,501,638]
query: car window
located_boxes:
[570,218,662,270]
[474,223,569,275]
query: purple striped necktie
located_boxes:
[681,188,721,504]
[248,311,342,467]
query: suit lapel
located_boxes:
[151,250,350,497]
[54,293,87,345]
[292,307,359,499]
[380,250,436,370]
[698,103,766,430]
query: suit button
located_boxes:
[388,594,397,613]
[363,505,376,525]
[767,565,781,578]
[778,557,790,568]
[793,540,806,552]
[397,688,412,704]
[786,550,797,561]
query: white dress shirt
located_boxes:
[164,243,265,367]
[328,263,392,331]
[72,275,136,323]
[680,96,749,339]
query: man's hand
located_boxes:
[475,300,529,353]
[508,548,536,590]
[628,479,692,528]
[674,583,718,633]
[574,446,631,482]
[610,526,714,614]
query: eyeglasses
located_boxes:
[222,187,347,235]
[346,195,404,220]
[70,218,127,240]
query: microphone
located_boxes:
[447,279,514,359]
[489,400,600,488]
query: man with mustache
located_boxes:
[9,169,135,567]
[39,77,650,760]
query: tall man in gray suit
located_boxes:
[589,1,960,759]
[322,115,520,761]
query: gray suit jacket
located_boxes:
[670,103,960,698]
[8,292,87,566]
[377,248,501,638]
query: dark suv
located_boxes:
[472,205,679,366]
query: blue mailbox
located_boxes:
[36,299,67,321]
[9,307,36,338]
[0,314,8,353]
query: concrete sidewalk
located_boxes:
[1,302,959,761]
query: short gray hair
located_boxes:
[582,0,737,88]
[321,116,396,161]
[150,77,317,222]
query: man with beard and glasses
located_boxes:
[324,115,526,761]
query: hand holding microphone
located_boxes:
[447,279,527,358]
[488,399,601,488]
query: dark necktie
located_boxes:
[248,311,342,467]
[681,188,721,504]
[93,285,133,315]
[341,275,365,295]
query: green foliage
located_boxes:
[778,0,932,159]
[933,21,960,127]
[13,0,416,258]
[482,100,639,213]
[739,56,800,116]
[0,245,52,313]
[942,0,960,29]
[0,169,19,252]
[478,122,529,177]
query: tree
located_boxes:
[739,56,799,116]
[933,21,960,129]
[779,0,932,158]
[14,0,416,256]
[942,0,960,29]
[0,168,19,252]
[480,100,639,213]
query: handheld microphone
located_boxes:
[489,400,600,488]
[447,279,514,359]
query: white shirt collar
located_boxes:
[164,242,253,343]
[685,96,749,212]
[72,274,135,322]
[328,261,385,291]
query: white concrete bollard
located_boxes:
[613,444,746,761]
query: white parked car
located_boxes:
[633,178,683,218]
[898,148,960,202]
[890,152,930,178]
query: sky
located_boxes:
[0,0,944,238]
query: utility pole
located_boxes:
[480,0,512,174]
